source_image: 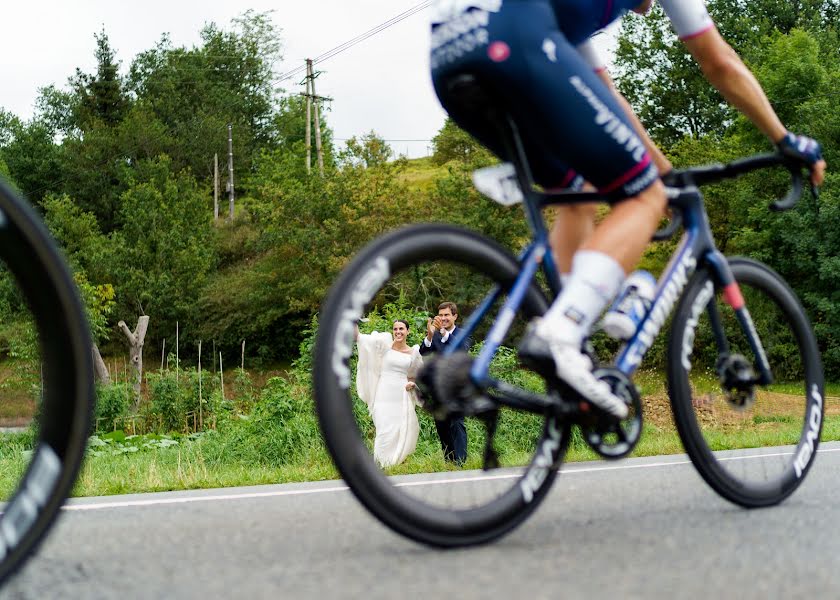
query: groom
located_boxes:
[420,301,468,465]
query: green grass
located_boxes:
[1,367,839,499]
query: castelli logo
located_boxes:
[488,41,510,62]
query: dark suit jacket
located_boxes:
[419,326,470,356]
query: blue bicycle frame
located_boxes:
[438,115,802,407]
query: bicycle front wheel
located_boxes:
[0,180,94,583]
[668,257,823,507]
[314,224,570,547]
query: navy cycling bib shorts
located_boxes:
[430,0,712,198]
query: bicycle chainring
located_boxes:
[581,367,643,460]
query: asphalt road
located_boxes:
[4,443,840,599]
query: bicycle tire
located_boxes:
[314,224,570,547]
[0,180,94,583]
[668,257,823,507]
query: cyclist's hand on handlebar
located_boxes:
[778,132,826,187]
[661,170,681,188]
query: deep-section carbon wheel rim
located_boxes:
[0,180,94,583]
[314,224,570,547]
[668,257,823,507]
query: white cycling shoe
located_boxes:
[519,322,629,420]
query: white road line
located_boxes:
[63,486,352,511]
[62,446,840,512]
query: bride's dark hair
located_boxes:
[394,319,410,331]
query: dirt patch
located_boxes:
[640,387,837,432]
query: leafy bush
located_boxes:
[146,370,186,432]
[95,383,131,432]
[144,367,224,433]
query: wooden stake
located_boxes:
[198,341,203,430]
[219,352,225,403]
[161,339,166,371]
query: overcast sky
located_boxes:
[1,1,616,159]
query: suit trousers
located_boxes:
[435,415,467,464]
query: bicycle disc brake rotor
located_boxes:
[716,354,757,411]
[582,368,643,459]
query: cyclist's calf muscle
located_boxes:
[582,181,668,273]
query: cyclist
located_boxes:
[430,0,826,419]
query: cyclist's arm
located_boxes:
[681,27,786,143]
[656,0,824,185]
[576,39,672,175]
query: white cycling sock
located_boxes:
[539,250,625,345]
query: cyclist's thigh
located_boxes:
[432,0,659,198]
[431,1,579,187]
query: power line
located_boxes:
[276,1,431,84]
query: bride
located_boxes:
[355,319,423,467]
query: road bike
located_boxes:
[313,74,823,547]
[0,179,94,582]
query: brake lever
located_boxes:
[769,165,804,212]
[651,212,682,241]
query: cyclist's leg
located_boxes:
[550,201,598,276]
[493,6,666,416]
[431,1,664,416]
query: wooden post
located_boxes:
[219,352,225,403]
[212,340,216,374]
[305,59,312,175]
[213,153,219,220]
[227,124,235,218]
[241,340,245,371]
[198,341,203,430]
[176,321,179,384]
[310,61,325,177]
[160,339,166,371]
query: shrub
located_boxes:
[94,383,131,432]
[146,371,185,432]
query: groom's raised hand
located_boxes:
[426,317,436,341]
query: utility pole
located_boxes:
[305,64,312,175]
[309,60,325,177]
[227,124,235,218]
[213,153,219,220]
[301,60,332,178]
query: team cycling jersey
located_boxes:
[431,1,713,40]
[577,0,714,70]
[549,0,714,44]
[429,0,715,198]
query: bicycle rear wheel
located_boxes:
[668,257,823,507]
[314,224,569,547]
[0,180,94,583]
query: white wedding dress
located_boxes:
[356,332,423,467]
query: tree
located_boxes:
[1,119,63,205]
[613,0,840,146]
[69,28,130,129]
[431,118,492,166]
[127,11,283,185]
[110,156,216,342]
